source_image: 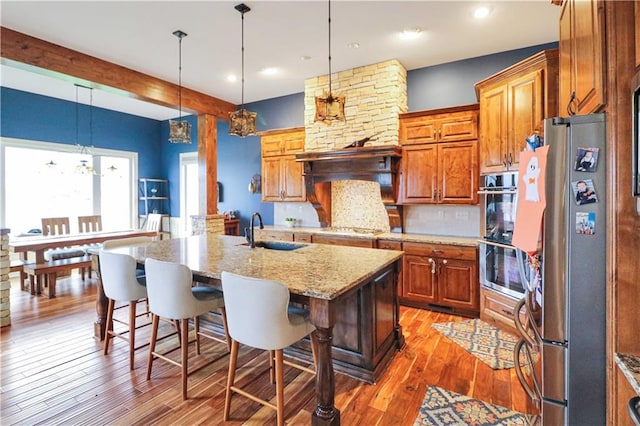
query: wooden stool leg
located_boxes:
[47,273,57,298]
[181,318,189,400]
[220,307,232,351]
[224,339,239,421]
[146,314,160,381]
[194,316,201,355]
[275,349,285,426]
[104,299,115,355]
[129,301,137,370]
[269,350,276,384]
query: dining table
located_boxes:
[99,233,404,426]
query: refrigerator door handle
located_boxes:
[514,297,537,348]
[514,338,541,406]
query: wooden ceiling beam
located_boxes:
[0,26,236,118]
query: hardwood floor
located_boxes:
[0,273,538,425]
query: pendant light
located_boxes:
[75,83,97,175]
[168,30,192,144]
[314,0,345,124]
[229,3,257,138]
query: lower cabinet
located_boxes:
[311,234,375,248]
[479,286,527,334]
[401,242,479,317]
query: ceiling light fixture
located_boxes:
[314,0,345,124]
[473,6,491,19]
[346,42,360,49]
[168,30,192,144]
[75,83,97,175]
[229,3,258,138]
[260,67,278,76]
[400,28,422,40]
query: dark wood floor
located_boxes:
[0,273,538,425]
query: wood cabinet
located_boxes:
[475,49,558,174]
[399,104,479,205]
[401,242,479,316]
[311,234,375,248]
[558,0,605,117]
[479,286,528,335]
[261,128,306,202]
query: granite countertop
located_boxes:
[615,353,640,396]
[260,225,478,246]
[110,234,402,301]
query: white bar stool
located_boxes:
[144,258,230,400]
[221,271,318,426]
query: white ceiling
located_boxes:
[0,1,560,120]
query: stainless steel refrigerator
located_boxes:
[514,113,607,425]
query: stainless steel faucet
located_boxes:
[244,211,264,248]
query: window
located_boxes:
[179,152,199,236]
[0,138,137,234]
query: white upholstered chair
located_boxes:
[145,214,162,234]
[144,258,230,400]
[102,236,153,280]
[99,250,149,370]
[221,271,317,426]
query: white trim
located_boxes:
[179,152,198,236]
[0,137,138,229]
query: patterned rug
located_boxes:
[414,385,532,425]
[430,319,524,369]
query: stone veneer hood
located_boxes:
[302,59,408,231]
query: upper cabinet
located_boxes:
[558,0,606,116]
[399,104,479,205]
[475,49,558,175]
[260,128,306,202]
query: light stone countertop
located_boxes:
[109,234,402,300]
[260,225,478,246]
[616,353,640,396]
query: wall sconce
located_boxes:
[248,174,261,194]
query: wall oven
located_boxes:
[478,172,526,298]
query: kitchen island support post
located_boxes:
[310,297,340,425]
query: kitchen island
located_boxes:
[97,234,404,426]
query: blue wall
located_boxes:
[407,42,558,111]
[2,42,558,229]
[1,88,162,179]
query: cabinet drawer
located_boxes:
[480,287,527,333]
[293,233,312,243]
[400,117,438,145]
[377,239,402,251]
[311,234,375,248]
[402,242,476,260]
[256,230,294,242]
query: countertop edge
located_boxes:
[260,226,479,247]
[615,353,640,396]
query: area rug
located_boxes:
[414,385,532,426]
[430,319,524,369]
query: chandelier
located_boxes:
[75,84,96,175]
[314,0,345,124]
[168,30,192,144]
[229,3,257,137]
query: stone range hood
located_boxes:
[296,145,403,231]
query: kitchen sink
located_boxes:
[241,241,306,251]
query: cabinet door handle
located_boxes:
[442,259,447,265]
[508,152,513,166]
[503,154,508,168]
[428,258,436,274]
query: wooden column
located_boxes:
[603,2,640,425]
[198,114,218,215]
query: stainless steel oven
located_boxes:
[479,240,527,298]
[479,172,526,298]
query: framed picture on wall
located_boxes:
[633,71,640,196]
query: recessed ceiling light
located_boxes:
[227,74,237,83]
[347,42,360,49]
[399,28,422,41]
[300,55,312,61]
[260,67,279,76]
[473,6,491,19]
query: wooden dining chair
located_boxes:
[78,215,102,233]
[41,217,71,236]
[40,216,89,284]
